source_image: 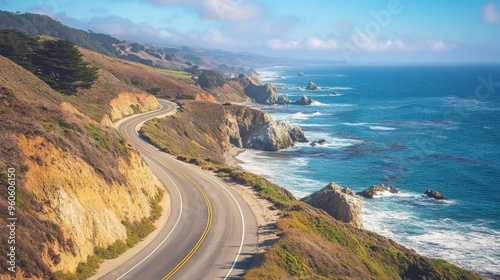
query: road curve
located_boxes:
[102,100,259,279]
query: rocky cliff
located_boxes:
[244,82,279,104]
[141,101,308,165]
[106,92,161,123]
[0,54,165,278]
[226,105,308,151]
[16,135,161,273]
[301,182,363,229]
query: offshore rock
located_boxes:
[424,189,448,200]
[294,95,314,105]
[389,186,399,194]
[306,81,318,90]
[277,94,290,105]
[302,182,363,229]
[356,184,388,198]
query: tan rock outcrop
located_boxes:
[302,182,363,229]
[195,92,217,103]
[16,135,163,273]
[105,92,161,123]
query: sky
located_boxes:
[1,0,500,64]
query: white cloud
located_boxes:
[425,38,457,51]
[268,35,459,53]
[267,37,340,50]
[147,0,263,21]
[305,37,340,50]
[347,34,457,52]
[482,2,500,24]
[200,0,263,21]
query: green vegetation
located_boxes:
[34,39,98,95]
[0,29,98,95]
[141,101,228,164]
[85,123,111,150]
[176,94,195,100]
[0,10,120,57]
[196,69,226,89]
[0,29,38,71]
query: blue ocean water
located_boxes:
[237,65,500,277]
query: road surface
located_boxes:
[101,100,258,279]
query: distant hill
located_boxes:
[0,10,301,75]
[0,10,120,57]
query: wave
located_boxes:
[310,101,356,108]
[292,111,324,120]
[331,86,353,90]
[305,131,364,149]
[371,189,417,199]
[369,126,397,131]
[342,122,378,126]
[406,225,500,275]
[443,96,500,111]
[298,124,331,127]
[235,150,324,199]
[362,196,499,276]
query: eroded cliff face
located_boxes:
[16,135,161,273]
[103,92,161,125]
[226,105,308,151]
[195,92,217,103]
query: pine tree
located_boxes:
[33,39,98,95]
[0,29,38,72]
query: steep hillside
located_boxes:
[0,11,120,58]
[140,101,306,166]
[79,48,204,101]
[0,55,164,279]
[138,99,482,280]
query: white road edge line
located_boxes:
[118,100,246,279]
[116,159,183,280]
[185,165,246,279]
[116,104,183,280]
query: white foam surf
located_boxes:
[369,126,397,131]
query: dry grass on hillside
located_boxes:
[0,56,147,279]
[80,48,204,100]
[141,101,228,164]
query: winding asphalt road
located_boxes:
[102,100,258,279]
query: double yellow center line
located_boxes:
[161,163,213,279]
[122,108,213,279]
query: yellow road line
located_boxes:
[122,112,213,280]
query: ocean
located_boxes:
[236,65,500,277]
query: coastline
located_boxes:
[233,67,500,278]
[224,146,245,168]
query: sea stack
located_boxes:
[293,95,314,105]
[424,189,448,200]
[306,81,318,90]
